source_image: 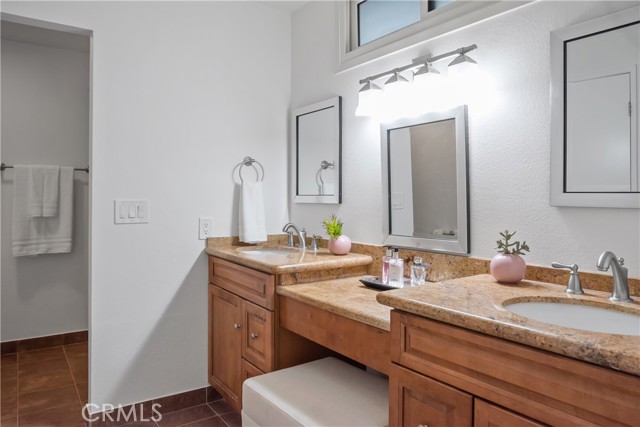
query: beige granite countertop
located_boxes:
[377,274,640,375]
[276,276,392,331]
[205,245,373,275]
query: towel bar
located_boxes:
[1,162,89,173]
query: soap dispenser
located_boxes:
[411,256,427,286]
[382,246,393,284]
[388,248,404,286]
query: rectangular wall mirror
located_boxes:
[550,6,639,208]
[291,96,342,204]
[381,105,469,255]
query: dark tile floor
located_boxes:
[0,344,240,427]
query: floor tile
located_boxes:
[156,404,215,427]
[18,384,81,415]
[219,411,241,427]
[18,403,85,427]
[76,382,89,405]
[0,416,17,427]
[68,354,88,384]
[1,378,18,418]
[1,354,18,368]
[183,416,226,427]
[18,359,75,394]
[18,346,66,365]
[205,387,221,403]
[1,365,17,382]
[207,400,233,416]
[64,343,88,359]
[153,389,206,415]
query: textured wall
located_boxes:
[290,0,640,277]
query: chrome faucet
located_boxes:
[282,223,307,249]
[596,251,633,302]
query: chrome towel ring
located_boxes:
[238,156,264,183]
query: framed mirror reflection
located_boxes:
[291,96,342,204]
[381,105,470,255]
[550,6,639,208]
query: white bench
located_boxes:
[242,357,389,426]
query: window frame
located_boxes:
[339,0,530,73]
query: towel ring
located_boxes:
[238,156,264,183]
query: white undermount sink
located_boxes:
[504,300,640,336]
[239,248,300,257]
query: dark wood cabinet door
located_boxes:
[211,285,242,411]
[390,364,473,427]
[241,300,274,373]
[474,400,545,427]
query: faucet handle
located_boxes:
[619,257,625,266]
[311,235,322,251]
[552,262,584,295]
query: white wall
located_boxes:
[1,39,90,341]
[1,1,291,408]
[290,0,640,277]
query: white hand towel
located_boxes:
[239,181,267,244]
[13,167,74,256]
[20,165,60,217]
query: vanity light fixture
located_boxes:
[355,79,383,116]
[356,44,478,117]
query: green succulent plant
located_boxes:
[322,214,343,239]
[496,230,530,255]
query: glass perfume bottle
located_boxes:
[388,248,404,286]
[381,246,393,284]
[411,256,427,286]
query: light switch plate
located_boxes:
[115,199,149,224]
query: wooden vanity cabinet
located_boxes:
[208,256,332,412]
[208,257,276,411]
[390,310,640,427]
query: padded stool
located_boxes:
[242,357,389,427]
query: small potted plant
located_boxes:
[490,230,530,283]
[322,214,351,255]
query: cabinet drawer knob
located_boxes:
[250,332,259,339]
[234,323,241,329]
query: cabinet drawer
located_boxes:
[474,400,545,427]
[391,311,640,426]
[241,300,274,372]
[211,257,275,309]
[390,364,472,427]
[241,358,265,383]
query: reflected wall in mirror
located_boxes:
[551,6,639,208]
[291,96,342,204]
[381,105,469,255]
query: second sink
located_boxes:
[504,299,640,336]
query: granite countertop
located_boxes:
[376,274,640,375]
[276,276,392,331]
[205,245,373,274]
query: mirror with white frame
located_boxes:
[291,96,342,204]
[381,105,469,255]
[550,6,639,208]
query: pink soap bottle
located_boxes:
[382,246,393,284]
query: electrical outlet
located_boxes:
[199,217,213,240]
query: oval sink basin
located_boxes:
[505,301,640,336]
[239,248,299,257]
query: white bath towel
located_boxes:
[239,181,267,244]
[20,165,60,217]
[12,166,74,256]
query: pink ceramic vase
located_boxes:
[328,235,351,255]
[490,253,526,284]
